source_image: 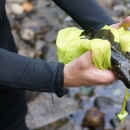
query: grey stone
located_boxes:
[44,28,57,43]
[97,0,114,8]
[35,40,46,52]
[11,3,24,15]
[21,21,41,34]
[11,30,20,48]
[110,118,120,128]
[20,28,35,41]
[64,16,73,22]
[25,93,78,129]
[45,43,58,62]
[115,119,130,130]
[113,5,127,15]
[18,47,35,58]
[7,0,26,3]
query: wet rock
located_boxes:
[11,30,21,48]
[82,107,104,129]
[8,0,26,3]
[11,3,24,15]
[21,2,34,12]
[26,90,41,103]
[110,118,120,128]
[44,43,58,62]
[113,5,127,16]
[7,14,15,28]
[94,96,114,110]
[18,47,35,58]
[97,0,114,8]
[36,7,60,26]
[44,28,57,43]
[34,40,46,58]
[21,21,41,34]
[115,119,130,130]
[126,100,130,114]
[26,93,78,129]
[35,40,46,52]
[64,16,73,22]
[20,28,35,41]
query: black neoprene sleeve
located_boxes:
[53,0,115,29]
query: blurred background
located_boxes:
[5,0,130,130]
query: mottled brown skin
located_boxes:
[81,30,130,89]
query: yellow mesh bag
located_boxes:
[56,25,130,123]
[56,25,130,69]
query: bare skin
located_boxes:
[64,16,130,87]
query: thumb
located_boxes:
[110,16,130,29]
[120,16,130,29]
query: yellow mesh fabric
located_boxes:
[56,25,130,123]
[56,25,130,70]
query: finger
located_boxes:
[94,69,118,85]
[110,16,130,29]
[120,16,130,29]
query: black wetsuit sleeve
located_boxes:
[53,0,115,29]
[0,48,68,97]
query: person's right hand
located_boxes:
[64,51,117,87]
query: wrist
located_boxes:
[64,64,71,88]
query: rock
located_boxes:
[97,0,114,8]
[20,28,35,41]
[18,47,35,58]
[64,16,73,22]
[110,118,120,128]
[21,2,34,12]
[26,90,41,103]
[35,40,46,52]
[7,14,15,28]
[82,107,104,129]
[113,5,127,16]
[126,100,130,114]
[7,0,26,3]
[44,43,58,62]
[44,28,57,43]
[94,96,114,110]
[115,119,130,130]
[112,16,122,23]
[11,30,20,48]
[34,40,46,58]
[11,3,24,15]
[25,93,78,129]
[21,21,41,34]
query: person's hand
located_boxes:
[64,16,130,88]
[64,51,117,87]
[110,16,130,29]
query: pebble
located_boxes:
[82,107,104,129]
[35,40,46,52]
[20,28,35,41]
[21,2,34,12]
[8,0,26,3]
[44,28,57,43]
[94,96,114,110]
[113,5,127,15]
[11,3,24,15]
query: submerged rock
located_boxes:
[94,96,114,110]
[26,93,78,129]
[82,107,104,129]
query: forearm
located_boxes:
[53,0,115,29]
[0,48,68,97]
